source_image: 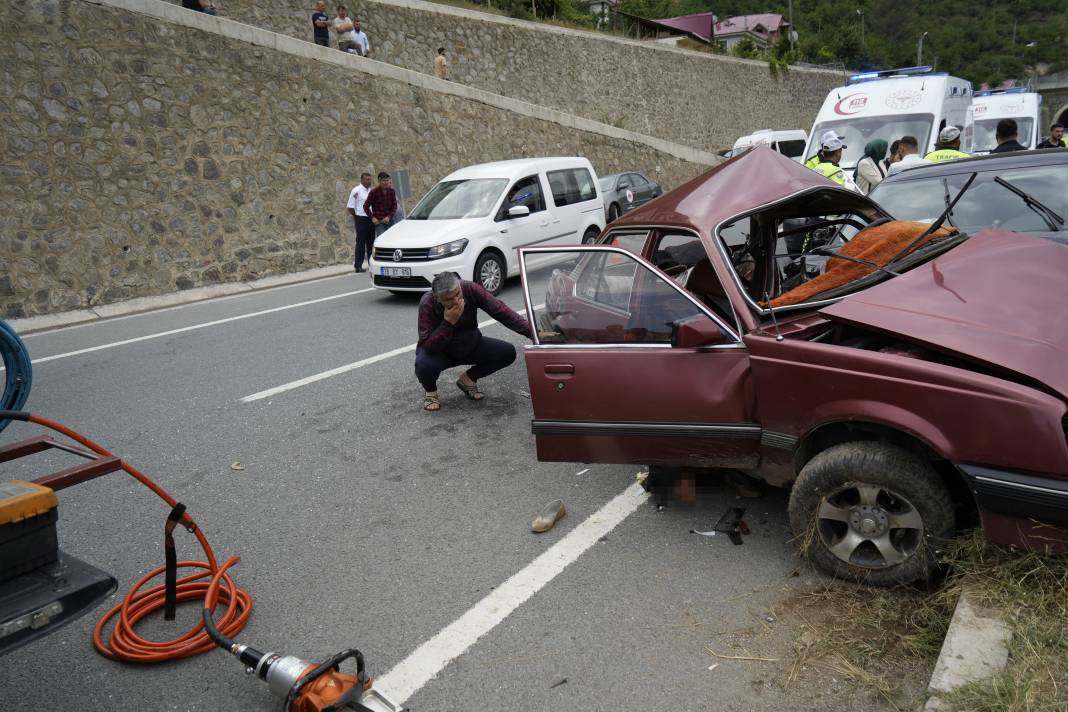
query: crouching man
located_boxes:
[416,272,533,411]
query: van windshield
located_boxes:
[408,179,508,220]
[970,117,1034,152]
[809,114,934,167]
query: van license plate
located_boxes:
[381,267,411,277]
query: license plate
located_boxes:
[380,267,411,277]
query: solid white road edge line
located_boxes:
[375,482,649,704]
[240,306,539,403]
[24,288,376,365]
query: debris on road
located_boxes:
[549,677,568,689]
[531,499,566,533]
[690,507,749,545]
[705,646,778,663]
[229,462,245,471]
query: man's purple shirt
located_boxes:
[418,281,533,357]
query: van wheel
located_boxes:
[582,227,600,244]
[787,442,955,587]
[474,251,504,295]
[607,203,621,222]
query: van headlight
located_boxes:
[428,238,469,259]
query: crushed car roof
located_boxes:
[611,146,854,235]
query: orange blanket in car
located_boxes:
[770,220,958,307]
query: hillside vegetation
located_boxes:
[447,0,1068,85]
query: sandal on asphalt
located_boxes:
[456,378,484,401]
[531,499,566,533]
[423,393,441,411]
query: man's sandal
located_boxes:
[456,378,484,401]
[423,393,441,411]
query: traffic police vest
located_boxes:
[804,155,821,169]
[812,161,846,186]
[924,148,970,162]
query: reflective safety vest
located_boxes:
[804,155,821,169]
[812,161,846,186]
[924,148,970,162]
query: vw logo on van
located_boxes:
[393,249,403,262]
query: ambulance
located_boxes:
[963,88,1042,154]
[803,66,973,169]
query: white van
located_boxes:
[727,129,808,163]
[963,88,1042,154]
[804,66,973,169]
[370,157,605,295]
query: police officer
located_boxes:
[809,130,857,191]
[924,126,970,162]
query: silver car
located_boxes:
[599,172,661,224]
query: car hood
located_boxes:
[373,218,479,248]
[820,229,1068,398]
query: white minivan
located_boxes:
[804,66,973,169]
[726,129,808,162]
[370,157,605,295]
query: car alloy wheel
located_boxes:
[475,252,504,295]
[815,483,923,568]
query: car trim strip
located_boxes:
[973,475,1068,499]
[958,463,1068,529]
[531,420,762,439]
[760,430,799,450]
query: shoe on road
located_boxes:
[532,499,566,533]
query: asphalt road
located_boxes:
[0,270,821,712]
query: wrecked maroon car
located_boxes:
[517,147,1068,586]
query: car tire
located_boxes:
[788,441,955,587]
[474,251,505,295]
[582,227,600,244]
[607,203,621,222]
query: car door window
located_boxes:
[527,247,732,346]
[616,175,631,190]
[547,168,598,207]
[496,174,545,221]
[628,173,648,187]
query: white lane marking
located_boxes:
[376,482,649,704]
[240,305,539,403]
[26,288,376,365]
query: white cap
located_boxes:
[938,126,961,143]
[819,130,846,152]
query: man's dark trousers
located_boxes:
[415,337,516,391]
[354,215,375,268]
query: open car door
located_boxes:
[519,245,760,468]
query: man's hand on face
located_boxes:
[441,290,465,324]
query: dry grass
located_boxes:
[780,529,1068,712]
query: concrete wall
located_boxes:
[166,0,846,153]
[0,0,714,318]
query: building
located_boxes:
[711,13,791,49]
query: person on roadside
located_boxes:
[883,139,901,172]
[924,126,969,162]
[989,119,1027,154]
[854,139,888,194]
[365,171,397,237]
[885,135,931,175]
[415,272,533,412]
[1038,123,1066,149]
[311,1,330,46]
[350,18,370,56]
[332,5,357,53]
[182,0,217,14]
[347,172,374,272]
[809,130,859,192]
[434,47,449,79]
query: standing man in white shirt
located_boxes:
[350,19,370,57]
[347,172,374,272]
[332,5,356,53]
[885,135,932,176]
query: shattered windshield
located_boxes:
[809,114,934,168]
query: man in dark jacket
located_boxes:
[365,172,397,237]
[415,272,533,411]
[989,119,1027,154]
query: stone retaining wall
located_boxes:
[183,0,845,153]
[0,0,710,318]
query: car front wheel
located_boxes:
[607,203,621,222]
[474,251,505,295]
[582,227,600,244]
[788,441,955,586]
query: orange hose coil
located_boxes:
[27,414,252,663]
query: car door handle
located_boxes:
[544,363,574,375]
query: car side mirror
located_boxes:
[671,315,727,348]
[508,205,530,218]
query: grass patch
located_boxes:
[780,529,1068,711]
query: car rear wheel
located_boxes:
[582,227,600,244]
[607,203,621,222]
[788,441,955,586]
[474,251,505,295]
